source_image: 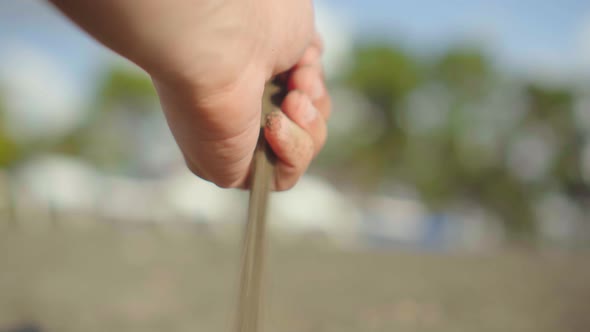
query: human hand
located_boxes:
[51,0,331,190]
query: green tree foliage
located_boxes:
[98,66,157,109]
[0,129,20,168]
[52,65,159,172]
[0,94,23,168]
[347,45,422,110]
[340,42,582,238]
[525,85,590,205]
[432,47,492,99]
[342,45,422,186]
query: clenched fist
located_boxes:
[50,0,331,190]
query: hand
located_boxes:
[50,0,331,190]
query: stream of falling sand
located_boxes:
[235,79,285,332]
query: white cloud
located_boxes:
[577,12,590,74]
[314,3,354,79]
[521,52,579,85]
[0,42,87,142]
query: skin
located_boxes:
[49,0,331,191]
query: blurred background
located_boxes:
[1,1,589,331]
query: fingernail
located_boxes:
[302,47,321,65]
[266,111,291,142]
[266,111,283,132]
[302,97,318,124]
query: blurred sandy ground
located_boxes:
[0,230,589,332]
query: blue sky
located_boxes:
[321,0,590,79]
[322,0,588,46]
[0,0,589,90]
